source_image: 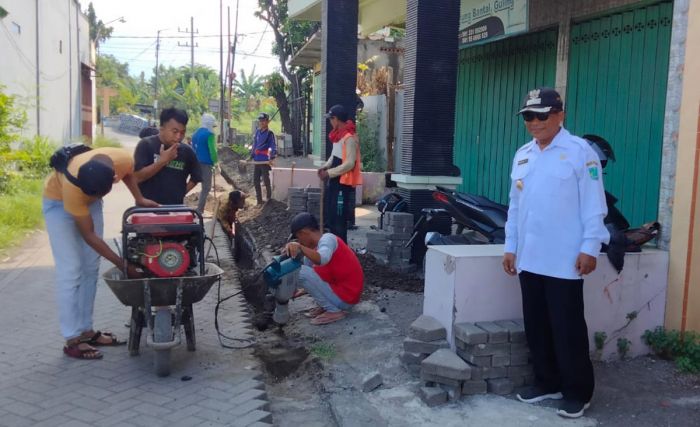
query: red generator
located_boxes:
[122,206,205,277]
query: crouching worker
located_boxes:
[43,147,158,360]
[217,190,248,237]
[284,212,364,325]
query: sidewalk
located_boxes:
[0,182,272,426]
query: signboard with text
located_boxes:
[459,0,528,47]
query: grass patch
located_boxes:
[0,177,44,256]
[310,342,336,361]
[91,135,123,148]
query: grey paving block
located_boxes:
[456,348,491,367]
[510,353,530,366]
[230,409,273,426]
[361,371,383,392]
[421,349,471,380]
[508,365,534,378]
[454,323,488,345]
[470,366,508,381]
[441,383,462,401]
[492,355,511,367]
[463,342,511,357]
[420,371,463,388]
[406,364,421,376]
[495,319,527,343]
[399,351,429,365]
[419,386,447,407]
[475,321,509,343]
[462,380,488,395]
[409,315,447,342]
[487,378,514,395]
[403,337,449,354]
[510,342,530,355]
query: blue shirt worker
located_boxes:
[503,87,609,419]
[192,113,219,214]
[250,112,276,205]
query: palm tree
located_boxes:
[234,66,264,99]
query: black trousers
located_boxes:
[519,271,595,402]
[253,164,271,203]
[324,177,351,242]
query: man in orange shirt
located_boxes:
[43,147,157,360]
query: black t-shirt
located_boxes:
[134,135,202,205]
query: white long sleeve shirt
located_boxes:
[504,128,610,280]
[322,136,358,179]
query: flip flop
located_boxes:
[304,307,325,318]
[292,288,308,299]
[82,331,126,347]
[310,311,346,325]
[63,344,103,360]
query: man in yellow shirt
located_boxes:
[43,147,157,360]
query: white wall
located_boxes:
[0,0,90,143]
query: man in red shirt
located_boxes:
[284,213,364,325]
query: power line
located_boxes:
[109,31,268,39]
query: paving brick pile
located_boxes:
[287,187,322,219]
[366,212,414,272]
[118,113,148,135]
[454,319,534,396]
[400,315,448,376]
[305,188,322,220]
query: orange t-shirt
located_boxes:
[43,147,134,216]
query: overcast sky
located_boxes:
[90,0,280,79]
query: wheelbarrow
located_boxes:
[103,264,223,376]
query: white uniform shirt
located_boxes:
[504,128,610,280]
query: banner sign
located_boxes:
[459,0,528,46]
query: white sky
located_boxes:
[90,0,280,79]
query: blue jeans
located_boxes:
[42,198,104,340]
[299,265,352,313]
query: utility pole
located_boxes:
[219,0,225,141]
[178,17,198,76]
[155,29,162,117]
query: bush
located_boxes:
[91,135,122,148]
[643,327,700,373]
[230,144,250,158]
[356,111,383,172]
[0,178,44,256]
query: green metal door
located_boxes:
[454,29,558,204]
[312,72,323,159]
[566,1,672,226]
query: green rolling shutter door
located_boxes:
[312,72,323,158]
[454,29,558,204]
[566,2,672,226]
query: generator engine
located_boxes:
[125,211,202,278]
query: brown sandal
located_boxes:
[63,343,103,360]
[81,331,126,347]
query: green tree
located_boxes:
[234,67,265,100]
[153,65,221,124]
[86,2,114,48]
[0,86,27,154]
[256,0,318,154]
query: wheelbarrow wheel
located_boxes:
[153,309,172,377]
[128,307,144,357]
[183,305,196,352]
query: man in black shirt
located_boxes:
[134,107,202,205]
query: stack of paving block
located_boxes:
[453,319,533,396]
[400,315,449,376]
[366,212,414,269]
[287,187,308,214]
[305,188,322,220]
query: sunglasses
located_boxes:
[522,110,559,122]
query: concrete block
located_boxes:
[454,323,488,345]
[510,342,530,355]
[463,343,511,357]
[420,371,462,388]
[403,337,449,354]
[487,378,514,395]
[406,364,421,376]
[468,366,507,380]
[508,365,533,378]
[510,376,526,388]
[456,348,491,367]
[510,353,530,366]
[409,315,447,342]
[419,386,447,407]
[492,355,511,367]
[440,384,462,401]
[461,380,488,395]
[399,351,429,366]
[421,349,471,380]
[475,321,509,343]
[495,319,527,343]
[361,371,383,392]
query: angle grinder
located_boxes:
[262,254,303,325]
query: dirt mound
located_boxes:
[358,254,423,293]
[237,200,294,251]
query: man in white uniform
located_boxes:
[503,87,609,419]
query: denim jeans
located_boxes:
[42,197,104,340]
[298,265,352,313]
[197,164,213,214]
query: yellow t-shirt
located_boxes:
[43,147,134,216]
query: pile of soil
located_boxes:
[357,254,423,292]
[237,200,295,251]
